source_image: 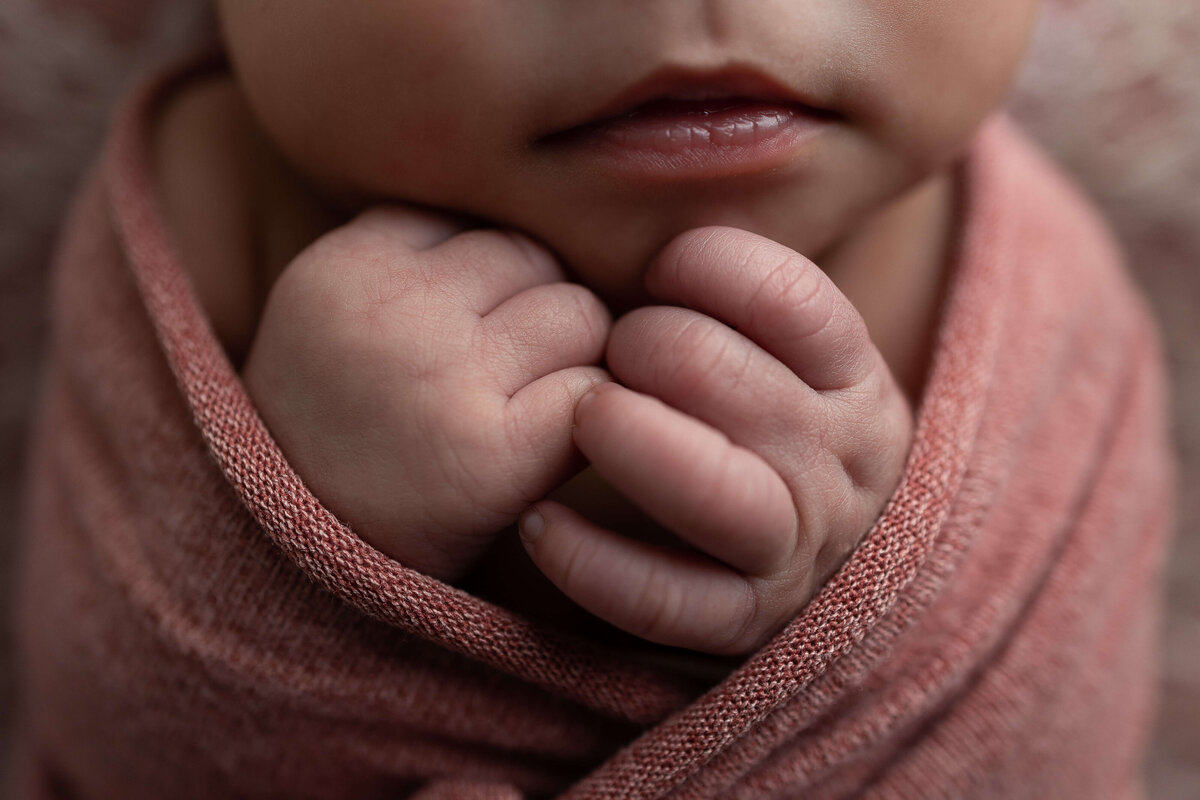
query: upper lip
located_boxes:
[540,65,828,141]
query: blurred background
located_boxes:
[1,0,1196,796]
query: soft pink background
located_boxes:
[2,0,1196,795]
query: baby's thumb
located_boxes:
[504,367,613,496]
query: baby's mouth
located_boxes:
[537,68,836,181]
[572,97,810,152]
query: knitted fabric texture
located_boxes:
[14,65,1174,799]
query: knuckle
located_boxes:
[487,284,608,373]
[564,284,611,344]
[501,384,555,454]
[812,535,851,593]
[502,229,559,273]
[457,228,562,282]
[317,212,399,265]
[535,283,610,347]
[292,228,436,323]
[713,459,799,574]
[660,226,725,276]
[353,261,423,329]
[663,315,716,373]
[558,533,601,602]
[699,449,761,526]
[715,579,764,655]
[478,310,528,368]
[828,368,912,494]
[348,204,403,233]
[747,247,829,340]
[655,315,748,398]
[431,402,520,518]
[348,204,462,247]
[628,561,685,643]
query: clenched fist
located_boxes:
[519,228,913,654]
[243,207,611,579]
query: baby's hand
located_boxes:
[243,207,611,579]
[520,228,913,654]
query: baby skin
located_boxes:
[244,210,911,654]
[167,1,1038,656]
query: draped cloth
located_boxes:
[14,64,1174,799]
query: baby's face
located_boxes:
[218,1,1037,303]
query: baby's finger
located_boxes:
[481,283,611,396]
[646,227,876,391]
[572,383,799,577]
[503,367,612,498]
[606,305,815,453]
[432,229,566,315]
[348,204,473,251]
[519,501,768,654]
[318,213,562,318]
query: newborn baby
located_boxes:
[20,1,1174,797]
[149,1,1036,655]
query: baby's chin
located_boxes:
[509,198,850,312]
[319,153,904,310]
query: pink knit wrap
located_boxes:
[14,66,1174,799]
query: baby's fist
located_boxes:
[244,207,611,579]
[521,228,913,653]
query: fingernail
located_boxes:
[575,382,614,423]
[576,389,597,418]
[519,508,544,544]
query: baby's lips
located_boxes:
[540,64,830,145]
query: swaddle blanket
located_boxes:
[15,65,1174,800]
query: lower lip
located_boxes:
[545,103,828,182]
